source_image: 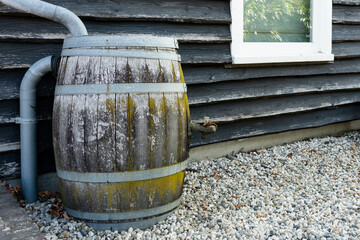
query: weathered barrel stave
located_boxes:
[58,171,184,214]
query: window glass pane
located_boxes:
[244,0,311,42]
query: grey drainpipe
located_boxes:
[16,56,54,203]
[0,0,88,37]
[0,0,88,202]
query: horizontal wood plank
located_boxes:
[0,149,55,179]
[333,24,360,42]
[191,103,360,146]
[333,0,360,6]
[333,5,360,24]
[0,142,20,153]
[0,0,231,24]
[333,42,360,58]
[0,120,52,149]
[183,58,360,84]
[188,73,360,105]
[0,97,53,124]
[0,16,230,43]
[180,43,231,64]
[190,91,360,123]
[0,151,20,179]
[0,71,55,101]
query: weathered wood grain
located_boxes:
[333,24,360,42]
[52,94,61,170]
[164,93,180,165]
[0,0,231,24]
[0,70,55,101]
[0,142,20,153]
[0,16,230,43]
[97,93,117,171]
[84,94,99,171]
[148,93,166,168]
[333,42,360,58]
[0,120,55,179]
[97,57,116,172]
[183,58,360,84]
[188,73,360,105]
[191,103,360,146]
[0,120,52,150]
[0,97,53,124]
[71,57,90,171]
[0,147,55,179]
[115,94,129,171]
[0,151,20,179]
[127,58,150,170]
[333,5,360,24]
[190,91,360,123]
[179,43,231,64]
[129,93,150,170]
[0,42,61,69]
[333,0,360,6]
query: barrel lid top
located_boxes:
[63,35,179,49]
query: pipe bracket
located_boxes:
[15,117,37,124]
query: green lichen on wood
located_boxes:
[127,95,135,171]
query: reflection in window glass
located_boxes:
[244,0,311,42]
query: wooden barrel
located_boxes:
[52,35,190,230]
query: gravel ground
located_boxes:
[25,131,360,240]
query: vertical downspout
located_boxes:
[16,56,54,203]
[0,0,88,202]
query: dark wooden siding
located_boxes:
[1,0,360,179]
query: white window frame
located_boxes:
[230,0,334,64]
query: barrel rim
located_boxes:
[84,209,176,231]
[63,198,181,221]
[63,35,179,49]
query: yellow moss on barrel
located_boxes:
[177,96,183,162]
[106,98,116,122]
[158,61,163,83]
[60,171,185,213]
[72,184,79,207]
[127,96,135,171]
[178,63,190,122]
[172,62,177,83]
[178,63,185,84]
[183,94,190,122]
[161,95,167,165]
[148,97,157,168]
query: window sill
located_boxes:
[231,54,334,65]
